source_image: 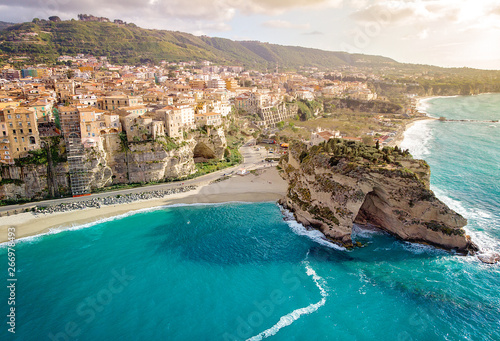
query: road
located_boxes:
[0,141,281,212]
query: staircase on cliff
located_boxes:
[66,137,90,196]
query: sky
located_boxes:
[1,0,500,69]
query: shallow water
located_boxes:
[1,95,499,341]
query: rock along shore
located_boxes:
[33,186,197,214]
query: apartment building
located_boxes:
[29,99,54,123]
[101,95,142,110]
[0,116,11,164]
[194,112,222,128]
[1,106,40,159]
[120,113,165,142]
[154,106,184,139]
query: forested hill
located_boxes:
[0,21,15,31]
[0,19,397,69]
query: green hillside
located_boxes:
[0,21,15,31]
[0,19,397,69]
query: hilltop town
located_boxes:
[0,54,424,201]
[4,15,500,203]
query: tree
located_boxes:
[48,16,61,22]
[362,136,374,146]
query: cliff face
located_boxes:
[0,135,198,200]
[280,141,477,253]
[100,135,196,185]
[0,163,69,200]
[191,127,227,162]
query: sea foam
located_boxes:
[246,262,328,341]
[280,205,346,251]
[400,119,433,158]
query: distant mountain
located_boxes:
[0,21,15,31]
[0,19,397,69]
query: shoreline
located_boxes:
[387,95,441,147]
[387,116,436,147]
[0,167,287,244]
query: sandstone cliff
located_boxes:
[100,135,196,185]
[280,140,477,253]
[0,135,198,200]
[191,127,227,162]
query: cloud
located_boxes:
[403,28,430,40]
[349,0,500,27]
[236,0,338,14]
[262,20,310,30]
[490,5,500,16]
[350,4,416,24]
[0,0,340,33]
[303,30,324,35]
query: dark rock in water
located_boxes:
[477,252,500,264]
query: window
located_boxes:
[27,122,31,126]
[7,115,11,119]
[29,136,35,144]
[21,137,25,142]
[26,114,29,119]
[19,122,22,127]
[29,129,32,134]
[5,151,9,155]
[12,130,16,134]
[20,129,23,134]
[5,156,9,159]
[16,115,20,119]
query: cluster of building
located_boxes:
[0,56,380,165]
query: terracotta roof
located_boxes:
[317,131,334,140]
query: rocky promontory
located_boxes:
[279,140,478,253]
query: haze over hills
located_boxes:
[0,21,15,31]
[0,18,398,69]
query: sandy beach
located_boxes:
[0,167,287,244]
[388,116,436,147]
[386,96,439,147]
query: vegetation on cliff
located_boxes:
[281,139,474,252]
[292,138,417,176]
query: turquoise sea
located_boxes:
[1,94,499,340]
